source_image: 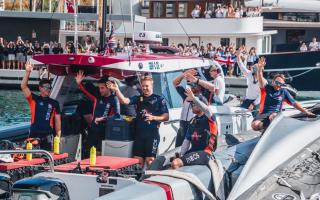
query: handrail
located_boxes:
[0,150,55,172]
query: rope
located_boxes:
[265,65,320,80]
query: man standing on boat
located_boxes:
[173,69,207,147]
[107,76,169,168]
[251,57,316,131]
[76,71,120,156]
[21,62,61,151]
[171,88,218,169]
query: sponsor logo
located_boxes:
[138,62,143,69]
[139,33,146,37]
[272,193,296,200]
[185,152,200,164]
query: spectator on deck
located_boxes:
[309,37,319,51]
[215,5,224,18]
[0,37,5,69]
[300,42,308,52]
[191,4,201,18]
[7,42,16,69]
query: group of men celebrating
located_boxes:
[21,55,315,169]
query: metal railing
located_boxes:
[0,149,55,172]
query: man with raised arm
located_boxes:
[75,70,120,155]
[251,57,315,131]
[171,88,218,169]
[186,64,225,105]
[107,76,169,168]
[173,69,207,147]
[21,62,61,150]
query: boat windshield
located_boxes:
[59,70,186,110]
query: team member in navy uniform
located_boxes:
[173,69,206,147]
[108,76,169,168]
[76,70,120,155]
[21,62,61,150]
[251,57,315,131]
[171,88,218,169]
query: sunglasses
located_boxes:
[274,80,286,87]
[42,85,52,91]
[187,82,198,88]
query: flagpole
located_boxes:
[74,0,78,54]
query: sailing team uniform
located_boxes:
[181,114,218,166]
[26,93,60,150]
[129,94,169,158]
[254,84,296,128]
[79,84,120,151]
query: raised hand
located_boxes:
[106,81,119,92]
[184,88,195,100]
[184,69,197,76]
[25,61,34,73]
[75,70,85,85]
[185,73,198,83]
[256,57,266,70]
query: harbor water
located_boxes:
[0,89,320,127]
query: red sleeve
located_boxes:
[26,94,33,104]
[79,83,96,102]
[204,118,218,154]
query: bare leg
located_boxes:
[171,158,184,169]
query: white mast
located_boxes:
[74,0,78,54]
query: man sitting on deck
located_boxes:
[21,61,61,151]
[171,88,218,169]
[251,57,316,131]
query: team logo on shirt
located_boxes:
[39,102,44,106]
[191,131,201,141]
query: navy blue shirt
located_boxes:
[186,114,218,155]
[27,93,61,134]
[79,84,120,130]
[260,84,296,114]
[129,94,168,130]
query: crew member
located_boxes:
[108,76,169,168]
[75,70,120,155]
[251,57,315,131]
[21,62,61,151]
[119,76,141,117]
[236,46,261,111]
[171,88,218,169]
[186,64,225,105]
[173,69,206,147]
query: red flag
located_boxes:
[66,0,74,13]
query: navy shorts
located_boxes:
[133,129,159,158]
[181,151,211,166]
[253,113,275,129]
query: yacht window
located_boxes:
[166,2,176,18]
[178,2,188,18]
[153,2,165,18]
[236,38,246,49]
[220,38,230,47]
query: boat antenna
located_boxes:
[176,18,205,62]
[119,0,131,65]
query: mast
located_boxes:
[99,0,108,50]
[74,0,78,54]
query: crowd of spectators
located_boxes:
[0,36,102,70]
[300,37,320,52]
[191,4,262,19]
[169,42,259,76]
